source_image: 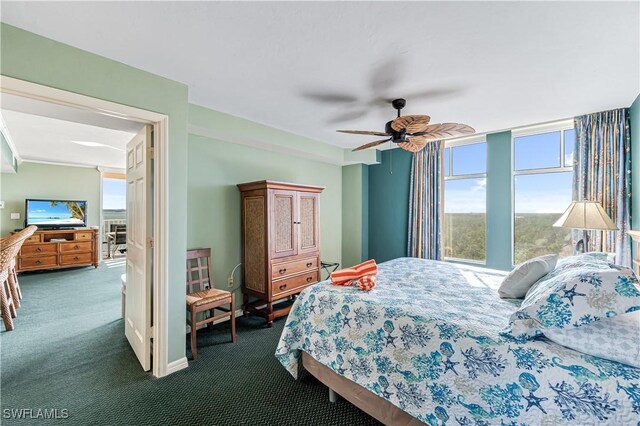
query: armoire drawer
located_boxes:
[21,244,57,256]
[75,231,94,241]
[60,241,92,253]
[272,270,319,296]
[272,257,318,279]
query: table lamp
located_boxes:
[553,200,618,253]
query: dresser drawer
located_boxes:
[21,244,57,256]
[20,255,57,269]
[75,231,94,241]
[24,234,42,244]
[60,241,92,253]
[272,270,319,296]
[61,252,94,265]
[272,257,318,279]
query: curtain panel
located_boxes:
[407,141,443,260]
[573,108,632,266]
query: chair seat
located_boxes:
[186,288,232,307]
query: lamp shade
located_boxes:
[553,201,618,231]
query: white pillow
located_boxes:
[498,254,558,299]
[544,311,640,368]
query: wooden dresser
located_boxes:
[238,180,324,327]
[630,230,640,277]
[15,228,99,273]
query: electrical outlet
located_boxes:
[227,277,234,288]
[10,212,20,220]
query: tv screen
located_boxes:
[25,199,87,228]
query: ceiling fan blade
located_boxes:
[370,58,402,92]
[391,115,431,133]
[352,138,391,152]
[411,123,476,139]
[301,91,358,104]
[406,87,463,101]
[337,130,389,137]
[327,108,369,124]
[397,136,428,153]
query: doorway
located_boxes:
[0,76,171,377]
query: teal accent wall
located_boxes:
[486,131,513,270]
[368,149,413,263]
[0,163,101,236]
[1,23,189,364]
[187,134,343,299]
[630,94,640,260]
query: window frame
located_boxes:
[511,120,574,266]
[443,135,488,264]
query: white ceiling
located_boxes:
[2,2,638,150]
[0,103,138,169]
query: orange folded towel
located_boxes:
[330,259,378,291]
[330,259,378,285]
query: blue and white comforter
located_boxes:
[275,258,640,425]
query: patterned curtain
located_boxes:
[573,108,632,266]
[407,141,443,259]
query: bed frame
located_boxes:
[301,352,426,426]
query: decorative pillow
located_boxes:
[544,311,640,368]
[503,260,640,340]
[498,254,558,299]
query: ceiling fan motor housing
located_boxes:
[385,121,406,143]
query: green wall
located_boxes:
[1,23,189,364]
[368,149,413,263]
[341,164,369,267]
[0,163,100,236]
[1,132,17,173]
[187,134,342,301]
[486,131,513,270]
[630,94,640,261]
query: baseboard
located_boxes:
[184,308,244,334]
[166,357,189,375]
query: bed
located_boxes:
[275,257,640,425]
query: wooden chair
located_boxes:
[186,248,236,359]
[109,224,127,258]
[0,226,37,331]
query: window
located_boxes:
[443,139,487,262]
[513,124,574,264]
[102,175,126,230]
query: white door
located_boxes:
[125,125,152,371]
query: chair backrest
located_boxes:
[0,226,38,270]
[111,224,127,244]
[186,248,213,294]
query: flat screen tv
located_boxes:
[25,199,87,229]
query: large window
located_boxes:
[513,124,575,264]
[443,139,487,262]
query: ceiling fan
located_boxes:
[337,99,475,153]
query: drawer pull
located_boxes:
[279,268,287,274]
[306,262,313,267]
[74,244,80,249]
[279,284,287,291]
[35,247,42,252]
[306,276,313,283]
[35,260,42,265]
[74,256,79,261]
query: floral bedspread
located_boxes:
[275,258,640,425]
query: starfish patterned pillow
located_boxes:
[502,259,640,340]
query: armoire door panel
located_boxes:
[271,190,297,259]
[298,192,319,255]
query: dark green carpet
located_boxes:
[1,260,381,425]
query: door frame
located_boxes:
[0,76,171,378]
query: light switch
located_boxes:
[0,201,4,209]
[10,213,20,220]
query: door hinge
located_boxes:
[148,147,154,160]
[148,238,154,248]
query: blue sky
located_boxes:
[103,178,126,210]
[445,129,574,214]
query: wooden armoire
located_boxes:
[238,180,324,327]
